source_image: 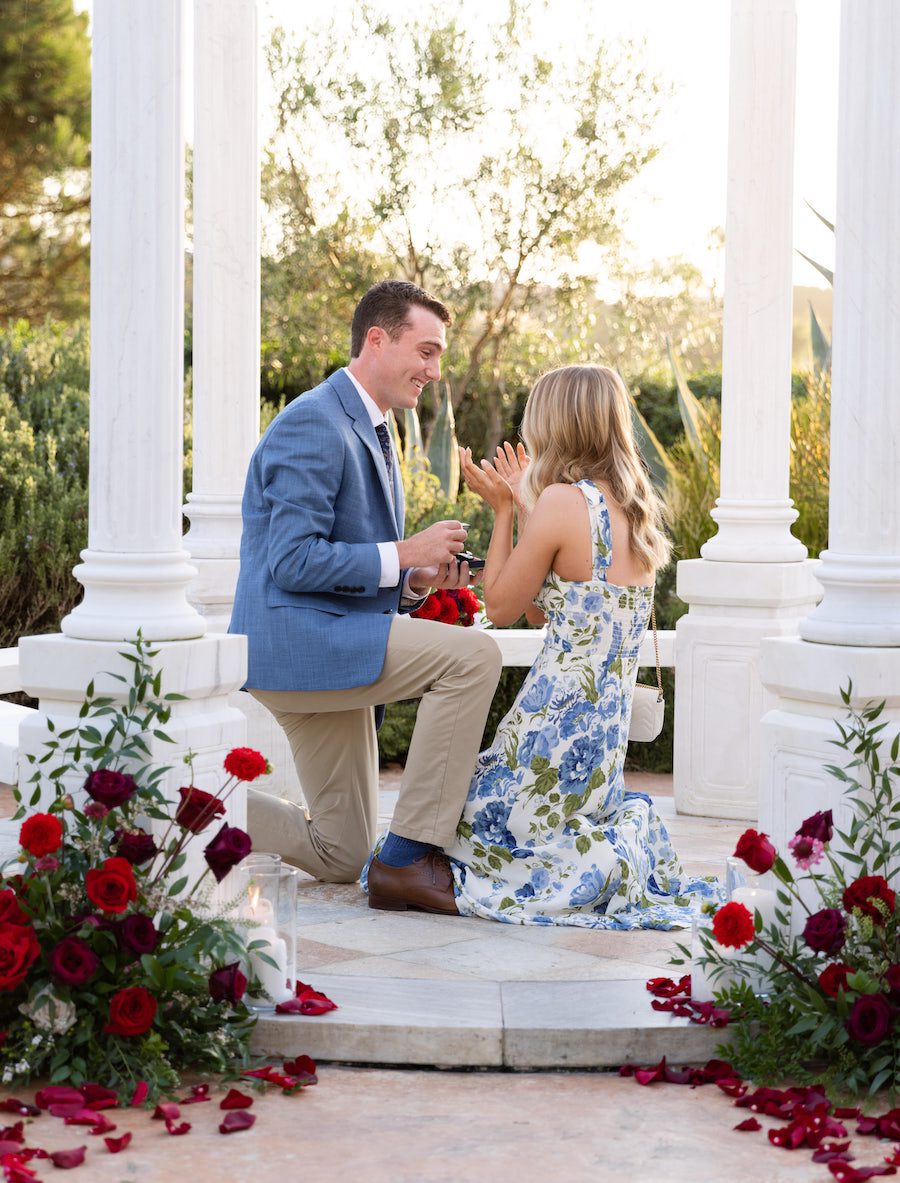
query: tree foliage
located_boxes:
[262,1,663,451]
[0,0,91,322]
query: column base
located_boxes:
[673,558,821,821]
[759,635,900,856]
[62,549,207,641]
[16,633,249,895]
[799,551,900,646]
[700,499,808,563]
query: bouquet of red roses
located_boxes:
[687,689,899,1095]
[0,636,268,1100]
[411,586,482,627]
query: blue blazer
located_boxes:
[230,369,412,692]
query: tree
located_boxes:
[262,2,663,451]
[0,0,91,322]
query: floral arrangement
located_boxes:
[0,637,273,1101]
[685,690,899,1097]
[411,586,482,627]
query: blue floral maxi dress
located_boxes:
[443,481,718,928]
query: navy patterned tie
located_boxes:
[374,422,395,508]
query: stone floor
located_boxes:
[252,772,745,1069]
[3,1068,888,1183]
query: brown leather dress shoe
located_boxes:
[367,851,459,915]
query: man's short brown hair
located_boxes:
[350,280,451,358]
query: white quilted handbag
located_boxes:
[628,602,665,743]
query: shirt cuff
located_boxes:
[377,541,401,589]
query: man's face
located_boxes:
[366,305,447,414]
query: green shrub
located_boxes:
[0,320,90,646]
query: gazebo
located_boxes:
[1,0,898,883]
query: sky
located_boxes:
[77,0,840,291]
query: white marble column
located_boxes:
[17,0,250,889]
[184,0,261,632]
[759,0,900,852]
[701,0,807,565]
[61,0,205,643]
[674,0,820,820]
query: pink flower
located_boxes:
[34,856,60,872]
[787,833,825,869]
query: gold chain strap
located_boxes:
[636,592,664,701]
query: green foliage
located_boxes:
[703,695,900,1097]
[2,637,256,1101]
[0,320,89,645]
[0,0,92,321]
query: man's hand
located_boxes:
[408,558,476,596]
[396,519,467,570]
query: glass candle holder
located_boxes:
[725,857,777,996]
[235,864,297,1010]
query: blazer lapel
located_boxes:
[328,371,399,536]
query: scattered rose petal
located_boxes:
[219,1111,255,1134]
[0,1143,24,1157]
[104,1133,132,1154]
[48,1104,87,1121]
[828,1163,897,1182]
[80,1085,119,1111]
[152,1103,180,1122]
[242,1066,297,1090]
[0,1125,24,1144]
[219,1089,253,1110]
[633,1057,668,1086]
[86,1115,117,1135]
[814,1148,855,1164]
[0,1102,39,1118]
[164,1118,191,1136]
[2,1155,39,1183]
[179,1085,211,1106]
[129,1082,149,1108]
[282,1055,317,1082]
[716,1078,748,1099]
[50,1146,87,1169]
[35,1088,84,1111]
[858,1112,900,1142]
[275,989,337,1016]
[734,1118,761,1132]
[62,1108,109,1127]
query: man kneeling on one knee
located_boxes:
[230,280,502,914]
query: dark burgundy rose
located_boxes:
[203,825,251,883]
[733,828,776,874]
[208,962,247,1004]
[842,875,897,924]
[803,908,846,955]
[797,809,833,844]
[885,965,900,998]
[117,914,159,956]
[83,769,137,810]
[114,828,158,866]
[49,937,99,986]
[845,992,894,1047]
[175,786,226,834]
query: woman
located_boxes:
[444,364,717,928]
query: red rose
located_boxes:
[114,828,158,866]
[85,857,138,914]
[104,986,157,1037]
[842,875,896,924]
[732,828,776,874]
[175,786,226,834]
[0,889,29,927]
[49,937,99,987]
[83,768,137,809]
[209,962,247,1004]
[845,992,893,1047]
[436,594,460,625]
[886,965,900,997]
[803,908,846,954]
[204,825,252,882]
[818,962,852,998]
[0,921,40,991]
[411,594,442,621]
[453,587,481,624]
[797,809,833,844]
[117,914,159,956]
[712,901,756,949]
[19,813,63,858]
[223,748,269,782]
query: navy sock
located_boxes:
[378,832,433,867]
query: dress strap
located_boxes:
[575,480,612,579]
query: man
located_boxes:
[230,281,502,914]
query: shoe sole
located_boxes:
[368,895,458,916]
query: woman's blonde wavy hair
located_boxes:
[518,365,671,574]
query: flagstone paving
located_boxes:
[252,772,747,1069]
[1,1069,881,1183]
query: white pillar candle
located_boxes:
[731,885,777,933]
[690,921,737,1003]
[246,925,291,1004]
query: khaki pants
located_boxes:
[247,614,502,883]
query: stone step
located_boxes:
[250,975,731,1069]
